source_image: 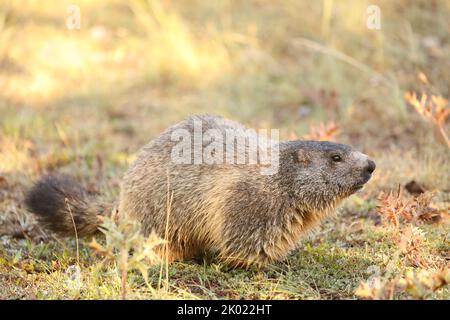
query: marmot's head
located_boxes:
[280,141,375,211]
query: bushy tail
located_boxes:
[25,175,110,237]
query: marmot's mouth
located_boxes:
[351,183,366,193]
[361,172,373,184]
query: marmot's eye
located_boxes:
[331,155,342,162]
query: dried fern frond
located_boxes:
[404,89,450,148]
[302,121,341,141]
[399,225,426,267]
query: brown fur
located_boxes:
[26,115,375,268]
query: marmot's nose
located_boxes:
[366,159,376,174]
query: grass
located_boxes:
[1,215,448,299]
[0,0,449,299]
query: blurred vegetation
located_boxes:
[0,0,448,299]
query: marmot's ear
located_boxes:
[295,149,311,165]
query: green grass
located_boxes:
[1,213,448,299]
[0,0,449,299]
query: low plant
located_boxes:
[89,211,165,299]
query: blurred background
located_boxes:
[0,0,449,300]
[1,0,449,209]
[1,0,449,179]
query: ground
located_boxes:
[0,0,449,299]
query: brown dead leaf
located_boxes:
[404,180,426,195]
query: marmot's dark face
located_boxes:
[285,141,375,206]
